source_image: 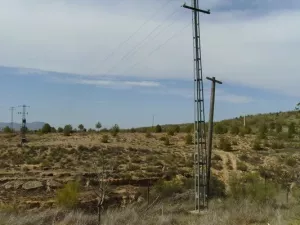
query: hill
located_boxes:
[0,110,300,224]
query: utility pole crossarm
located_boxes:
[182,3,211,14]
[206,76,222,84]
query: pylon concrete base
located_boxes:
[189,209,208,215]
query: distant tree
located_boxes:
[258,124,268,139]
[295,102,300,110]
[51,127,57,133]
[230,125,240,135]
[111,124,120,137]
[214,123,227,134]
[130,128,136,133]
[184,124,193,133]
[167,128,175,136]
[57,127,63,133]
[3,126,12,133]
[63,125,73,136]
[174,125,180,133]
[95,122,102,132]
[78,124,84,132]
[42,123,52,134]
[155,124,162,133]
[269,122,276,130]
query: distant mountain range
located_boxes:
[0,122,46,131]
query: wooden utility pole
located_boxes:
[206,76,222,202]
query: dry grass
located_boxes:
[0,198,296,225]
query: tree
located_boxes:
[90,147,113,225]
[214,123,228,134]
[155,124,162,133]
[42,123,52,134]
[3,126,12,133]
[51,127,57,133]
[111,124,120,137]
[258,123,268,139]
[295,102,300,110]
[185,124,194,133]
[95,122,102,132]
[63,125,73,136]
[78,124,84,132]
[174,125,180,133]
[57,127,63,133]
[230,125,240,135]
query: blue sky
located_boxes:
[0,0,299,129]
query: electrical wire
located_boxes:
[95,0,176,68]
[121,22,192,75]
[104,7,181,75]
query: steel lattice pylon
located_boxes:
[192,0,208,211]
[182,0,211,211]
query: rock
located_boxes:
[3,181,14,190]
[22,181,43,190]
[137,196,144,203]
[3,181,24,190]
[25,201,41,209]
[46,179,62,188]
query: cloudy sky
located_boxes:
[0,0,299,129]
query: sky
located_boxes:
[0,0,299,129]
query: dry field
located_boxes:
[0,129,299,214]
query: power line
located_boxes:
[121,22,191,75]
[9,107,16,132]
[92,0,177,73]
[104,7,181,75]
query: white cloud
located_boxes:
[140,86,252,104]
[0,0,299,97]
[68,78,161,88]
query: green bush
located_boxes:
[174,125,180,133]
[164,137,170,146]
[219,137,232,151]
[237,161,248,172]
[154,177,183,198]
[159,136,167,141]
[230,126,240,135]
[270,141,284,149]
[185,134,193,145]
[3,126,12,133]
[111,124,120,137]
[56,181,80,209]
[288,122,296,138]
[63,125,72,136]
[101,134,109,143]
[167,129,175,136]
[145,131,152,138]
[229,172,278,203]
[155,124,162,133]
[214,123,228,134]
[276,123,282,133]
[286,157,297,167]
[252,139,262,150]
[184,124,194,133]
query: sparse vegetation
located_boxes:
[56,180,80,209]
[185,133,193,145]
[0,110,299,224]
